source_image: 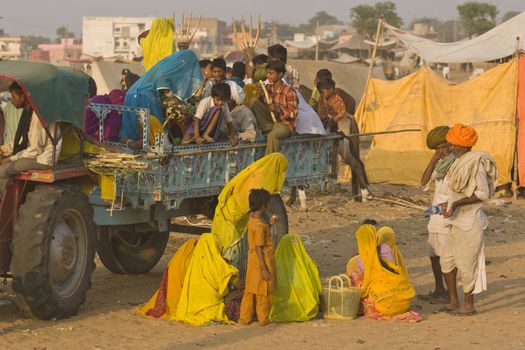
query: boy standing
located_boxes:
[267,44,299,88]
[251,61,298,154]
[239,189,277,326]
[420,126,454,303]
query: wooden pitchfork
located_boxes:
[232,14,261,61]
[173,12,202,51]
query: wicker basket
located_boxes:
[321,274,362,320]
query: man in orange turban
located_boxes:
[439,123,497,316]
[446,123,478,149]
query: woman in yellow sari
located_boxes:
[349,225,421,321]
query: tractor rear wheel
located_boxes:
[96,228,169,275]
[10,185,96,320]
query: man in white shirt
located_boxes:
[0,83,62,197]
[420,126,455,304]
[441,123,497,316]
[202,58,245,105]
[1,100,23,156]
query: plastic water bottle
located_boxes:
[425,205,441,216]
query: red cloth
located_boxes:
[517,56,525,186]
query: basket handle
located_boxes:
[338,274,353,288]
[328,275,344,290]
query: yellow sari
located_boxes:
[141,18,174,71]
[270,233,322,322]
[137,239,197,318]
[377,226,408,277]
[174,233,239,325]
[356,225,415,317]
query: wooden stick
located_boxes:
[241,15,248,48]
[254,14,261,47]
[259,81,276,122]
[249,15,253,47]
[186,13,192,43]
[188,16,202,44]
[367,18,383,81]
[338,128,421,139]
[180,13,185,40]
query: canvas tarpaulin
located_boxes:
[518,56,525,186]
[383,12,525,63]
[356,58,518,187]
[0,60,89,128]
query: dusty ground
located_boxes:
[0,182,524,350]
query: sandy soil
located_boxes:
[0,182,524,350]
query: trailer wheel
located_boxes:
[96,228,168,275]
[268,194,289,244]
[10,185,96,320]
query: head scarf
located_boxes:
[355,225,415,316]
[377,227,408,278]
[108,89,125,105]
[269,233,322,322]
[355,224,380,297]
[446,123,478,148]
[426,126,450,149]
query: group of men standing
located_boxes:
[421,124,497,315]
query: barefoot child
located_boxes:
[239,189,277,326]
[182,83,237,145]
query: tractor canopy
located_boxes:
[0,60,90,129]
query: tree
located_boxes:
[56,26,74,42]
[501,11,520,23]
[308,11,342,28]
[25,36,51,50]
[0,29,4,36]
[457,2,498,38]
[350,2,403,39]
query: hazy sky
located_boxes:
[2,0,524,37]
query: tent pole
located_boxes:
[513,36,521,199]
[367,18,383,81]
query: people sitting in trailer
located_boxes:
[250,54,269,85]
[195,59,212,99]
[225,66,233,80]
[0,83,62,197]
[182,83,237,146]
[267,44,299,89]
[220,99,257,142]
[230,62,246,89]
[316,77,346,132]
[308,69,332,108]
[85,89,125,142]
[121,71,140,92]
[202,58,245,105]
[0,95,23,158]
[250,60,298,155]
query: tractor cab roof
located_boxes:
[0,60,90,129]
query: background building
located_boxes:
[0,36,26,60]
[82,16,154,60]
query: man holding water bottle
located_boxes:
[420,126,455,304]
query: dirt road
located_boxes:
[1,183,524,350]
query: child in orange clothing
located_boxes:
[239,189,277,326]
[316,77,346,132]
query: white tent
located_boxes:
[384,11,525,63]
[90,62,145,94]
